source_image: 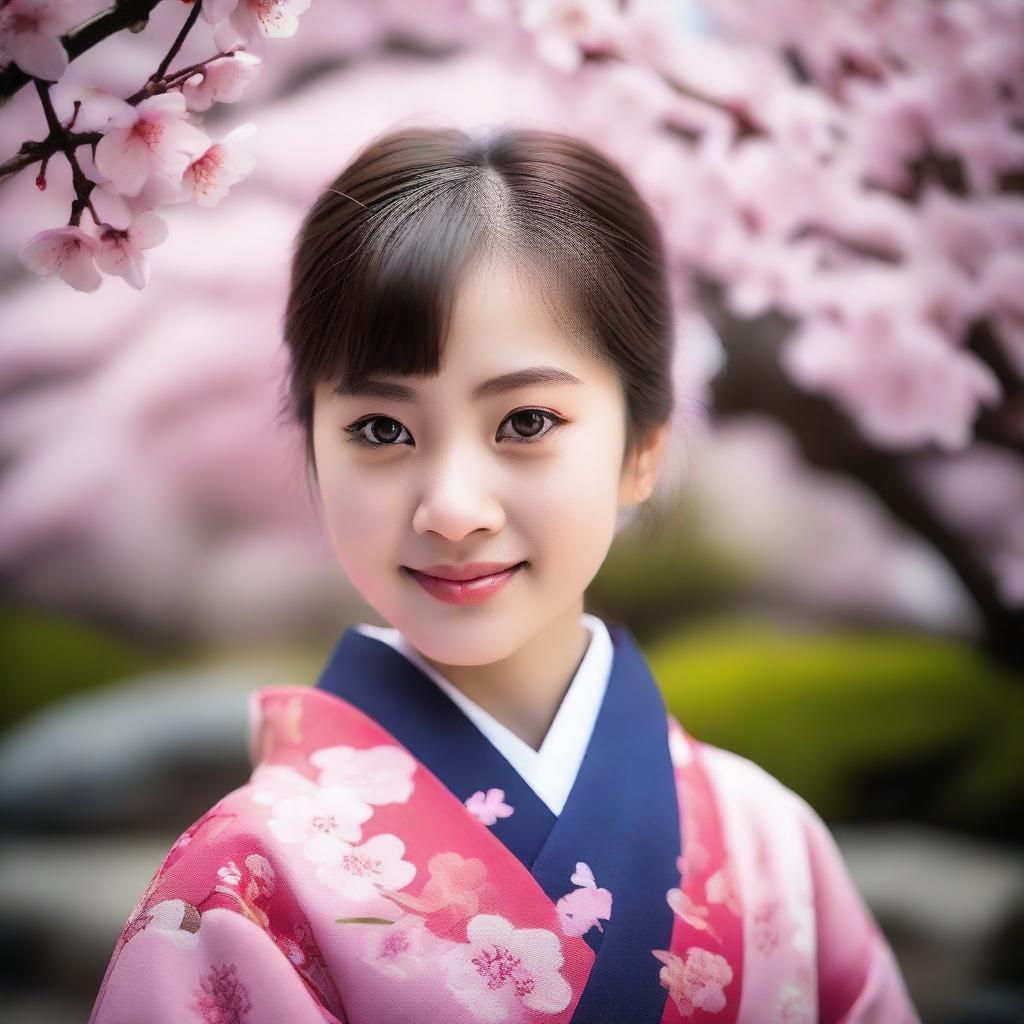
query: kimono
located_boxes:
[89,615,920,1024]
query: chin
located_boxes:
[401,620,525,667]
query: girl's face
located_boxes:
[311,257,661,666]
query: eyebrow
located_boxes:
[331,365,585,401]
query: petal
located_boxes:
[136,91,187,120]
[360,832,406,860]
[74,88,136,132]
[128,210,169,249]
[466,913,514,948]
[182,74,214,112]
[94,131,150,196]
[19,226,92,274]
[304,831,350,864]
[10,27,68,81]
[213,18,245,50]
[201,0,239,23]
[60,247,103,291]
[521,970,572,1014]
[510,927,564,972]
[251,0,310,38]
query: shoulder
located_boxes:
[119,778,276,934]
[668,722,834,862]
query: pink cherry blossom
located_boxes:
[464,787,514,826]
[93,92,210,198]
[518,0,624,73]
[315,832,417,901]
[182,51,262,112]
[177,123,257,207]
[207,0,313,52]
[782,309,1001,450]
[556,861,612,937]
[68,85,138,133]
[667,886,713,934]
[18,225,102,292]
[95,210,169,290]
[652,945,733,1016]
[0,0,81,81]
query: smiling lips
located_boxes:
[405,561,528,605]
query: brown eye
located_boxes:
[344,416,412,447]
[498,409,563,445]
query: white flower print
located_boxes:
[217,860,242,886]
[145,899,202,950]
[311,744,417,805]
[443,914,572,1022]
[315,833,416,901]
[249,763,318,805]
[265,785,373,863]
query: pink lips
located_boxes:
[405,562,527,606]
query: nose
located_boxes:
[411,445,505,542]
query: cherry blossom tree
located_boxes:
[1,0,1022,672]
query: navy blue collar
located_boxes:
[315,618,681,1024]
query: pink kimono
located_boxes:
[89,618,920,1023]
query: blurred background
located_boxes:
[1,1,1023,1021]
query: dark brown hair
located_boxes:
[281,124,676,535]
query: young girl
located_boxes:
[89,125,920,1023]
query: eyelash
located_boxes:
[343,409,566,449]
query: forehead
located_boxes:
[442,256,589,370]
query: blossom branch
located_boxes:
[2,0,208,189]
[151,0,203,86]
[33,77,99,226]
[0,0,161,103]
[5,0,278,291]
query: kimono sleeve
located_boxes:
[89,902,342,1024]
[88,799,346,1024]
[796,796,921,1024]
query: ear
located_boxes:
[618,421,669,508]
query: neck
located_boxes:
[415,600,592,752]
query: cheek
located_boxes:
[512,429,622,553]
[319,468,398,576]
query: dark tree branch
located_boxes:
[0,0,162,105]
[151,0,203,84]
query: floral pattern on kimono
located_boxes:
[90,619,920,1024]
